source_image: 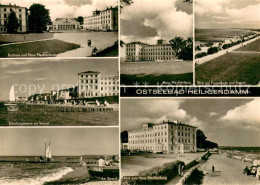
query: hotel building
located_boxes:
[125,39,176,62]
[78,71,119,98]
[0,3,27,32]
[48,18,80,31]
[127,120,197,154]
[83,7,118,31]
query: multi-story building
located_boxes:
[83,7,118,31]
[127,120,197,154]
[125,39,176,62]
[78,71,119,98]
[0,3,27,33]
[48,18,80,31]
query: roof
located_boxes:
[129,120,196,132]
[126,41,149,46]
[78,71,101,74]
[0,4,27,9]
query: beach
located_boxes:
[199,153,259,184]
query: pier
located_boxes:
[59,106,115,112]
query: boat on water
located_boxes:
[88,164,119,179]
[44,141,54,162]
[4,85,18,112]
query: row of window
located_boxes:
[126,47,172,51]
[0,8,23,12]
[0,27,22,32]
[80,80,118,84]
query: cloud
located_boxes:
[195,0,260,28]
[209,112,219,117]
[219,99,260,131]
[6,69,35,74]
[121,0,192,43]
[121,99,205,131]
[1,0,117,21]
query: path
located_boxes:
[199,154,259,184]
[195,36,260,65]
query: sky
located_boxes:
[195,0,260,29]
[0,127,119,156]
[121,98,260,147]
[0,59,118,101]
[0,0,117,21]
[120,0,193,57]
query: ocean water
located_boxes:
[0,104,118,126]
[0,156,95,185]
[195,28,251,44]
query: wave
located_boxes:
[0,166,74,185]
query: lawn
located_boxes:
[236,38,260,52]
[0,39,80,57]
[121,73,193,85]
[196,53,260,85]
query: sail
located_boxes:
[9,85,15,102]
[46,142,52,159]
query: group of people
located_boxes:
[98,156,111,167]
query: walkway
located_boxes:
[195,36,260,65]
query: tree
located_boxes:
[178,37,193,60]
[28,4,51,33]
[121,0,133,5]
[169,37,185,57]
[6,11,20,33]
[77,16,84,25]
[196,129,218,149]
[120,40,125,47]
[121,131,128,143]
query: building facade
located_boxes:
[78,71,119,98]
[0,3,27,33]
[83,7,118,31]
[127,120,197,154]
[125,39,176,62]
[48,18,80,31]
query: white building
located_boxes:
[125,39,176,62]
[78,71,119,98]
[127,120,197,154]
[48,18,80,31]
[0,3,27,32]
[83,7,118,31]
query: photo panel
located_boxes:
[0,127,120,184]
[194,0,260,85]
[0,58,119,126]
[0,0,119,58]
[120,98,260,184]
[120,0,193,86]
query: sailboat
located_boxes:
[79,156,86,166]
[4,85,18,112]
[45,141,53,162]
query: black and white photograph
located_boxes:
[195,0,260,85]
[120,0,193,85]
[0,0,118,58]
[0,59,119,126]
[121,98,260,184]
[0,127,119,185]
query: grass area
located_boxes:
[183,168,204,185]
[0,39,80,57]
[121,73,193,85]
[196,53,260,85]
[236,38,260,51]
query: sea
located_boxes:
[0,103,118,126]
[195,28,252,46]
[0,156,104,185]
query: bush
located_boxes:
[185,159,199,170]
[207,47,219,54]
[122,160,185,185]
[195,52,207,59]
[201,151,211,161]
[184,168,204,185]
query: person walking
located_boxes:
[212,165,215,172]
